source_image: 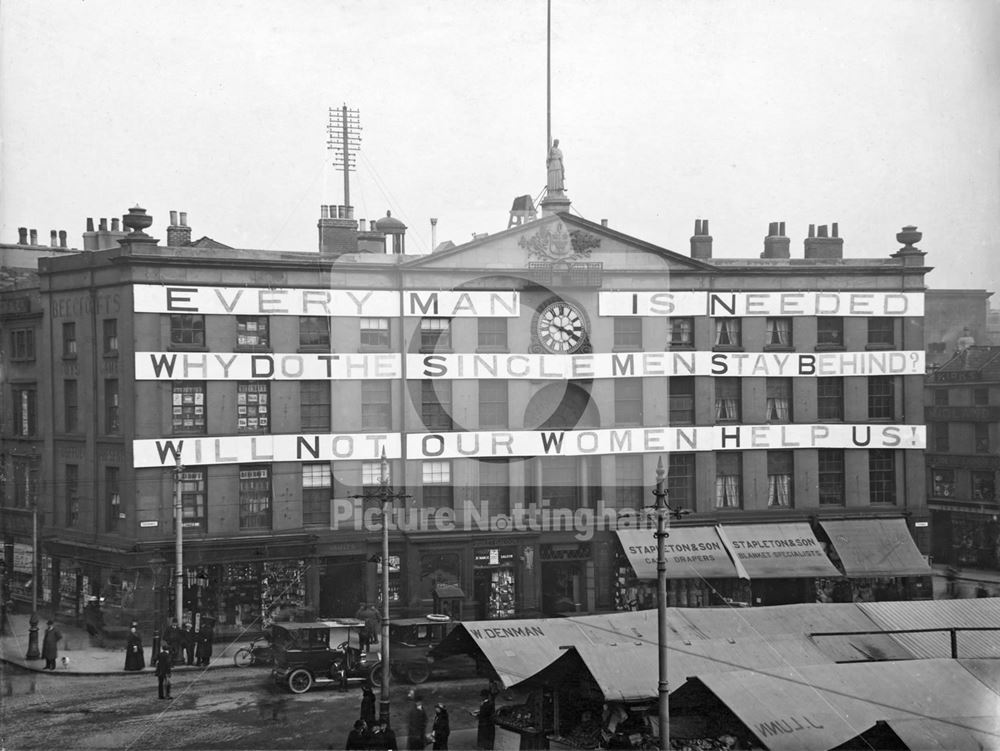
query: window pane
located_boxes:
[867,318,894,346]
[180,468,207,532]
[931,469,955,498]
[64,380,78,432]
[715,453,742,508]
[170,314,205,347]
[765,318,792,347]
[239,465,272,528]
[299,316,331,348]
[817,377,844,420]
[105,466,121,532]
[817,317,843,346]
[477,318,507,349]
[105,379,120,434]
[714,378,741,422]
[669,377,694,424]
[302,463,331,527]
[615,455,644,507]
[362,380,392,431]
[420,318,452,349]
[818,449,844,505]
[767,451,793,507]
[669,318,693,346]
[613,318,642,350]
[479,381,508,428]
[103,319,119,353]
[868,376,895,419]
[421,380,453,430]
[766,378,792,422]
[300,381,331,431]
[614,378,643,425]
[669,453,695,508]
[869,450,896,504]
[479,458,510,514]
[714,319,741,346]
[360,318,390,348]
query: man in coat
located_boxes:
[41,620,62,670]
[163,617,182,661]
[406,689,428,750]
[432,703,450,750]
[125,622,145,671]
[345,720,368,750]
[355,601,380,653]
[360,683,377,727]
[196,620,214,666]
[155,643,173,699]
[473,688,495,750]
[181,621,196,665]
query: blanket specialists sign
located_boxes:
[133,423,923,467]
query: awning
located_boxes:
[819,518,932,577]
[723,523,842,579]
[616,527,739,580]
[876,716,1000,751]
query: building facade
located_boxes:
[2,206,933,634]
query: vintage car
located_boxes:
[271,618,380,693]
[368,614,455,686]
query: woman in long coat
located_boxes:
[124,623,146,671]
[195,621,214,666]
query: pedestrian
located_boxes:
[406,689,428,750]
[42,619,62,670]
[360,682,377,727]
[355,600,380,653]
[196,620,214,666]
[155,643,173,699]
[125,622,146,671]
[472,688,495,750]
[182,621,196,665]
[368,718,397,750]
[164,617,181,661]
[345,719,368,750]
[431,703,450,750]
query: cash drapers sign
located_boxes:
[132,285,520,317]
[599,291,924,317]
[133,424,923,467]
[136,352,403,380]
[410,350,925,379]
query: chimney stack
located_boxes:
[318,204,359,256]
[761,221,790,258]
[18,227,28,245]
[50,230,58,247]
[167,209,193,247]
[430,218,438,252]
[690,219,712,259]
[59,230,68,248]
[29,229,38,245]
[804,222,844,259]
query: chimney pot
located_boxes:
[818,225,828,238]
[59,230,68,248]
[111,218,120,231]
[808,224,816,238]
[370,220,377,232]
[321,206,329,219]
[601,218,608,227]
[779,221,785,236]
[804,223,845,259]
[18,227,28,244]
[86,218,95,232]
[50,230,58,247]
[345,206,354,219]
[703,219,709,235]
[832,222,839,238]
[99,218,108,231]
[768,222,779,236]
[180,212,187,227]
[170,210,179,226]
[29,229,38,245]
[762,221,791,259]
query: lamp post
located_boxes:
[149,553,168,662]
[650,456,689,751]
[352,448,409,728]
[25,449,40,661]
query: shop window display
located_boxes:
[261,560,307,622]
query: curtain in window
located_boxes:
[766,396,790,421]
[714,319,739,346]
[766,319,791,345]
[715,476,740,507]
[715,397,738,420]
[768,474,791,506]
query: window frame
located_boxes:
[172,382,207,435]
[62,321,77,358]
[613,317,643,351]
[361,380,392,431]
[179,467,208,532]
[170,314,206,348]
[867,376,895,420]
[869,449,897,504]
[102,318,119,356]
[765,377,793,423]
[302,463,332,527]
[668,453,696,509]
[478,380,508,429]
[11,328,36,361]
[614,454,644,508]
[713,318,742,348]
[765,317,793,349]
[300,381,332,432]
[104,378,120,434]
[668,317,694,348]
[420,318,452,351]
[715,453,743,509]
[422,460,454,508]
[238,464,272,529]
[818,449,845,506]
[867,317,895,348]
[669,376,695,425]
[614,378,644,426]
[105,466,121,533]
[12,386,38,436]
[766,450,793,507]
[478,458,511,514]
[477,318,508,351]
[714,377,741,423]
[421,380,453,431]
[236,315,270,350]
[359,317,390,350]
[237,382,270,434]
[298,316,331,349]
[816,317,844,349]
[817,377,844,420]
[64,379,79,433]
[931,468,956,499]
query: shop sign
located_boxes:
[13,543,33,573]
[539,543,592,561]
[474,547,515,567]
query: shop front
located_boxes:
[539,542,592,616]
[474,545,519,619]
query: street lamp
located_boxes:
[25,449,41,661]
[352,448,409,728]
[650,456,689,751]
[149,553,168,661]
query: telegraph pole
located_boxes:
[25,449,40,661]
[174,455,184,626]
[327,105,361,207]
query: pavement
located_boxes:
[3,562,999,676]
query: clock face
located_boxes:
[537,301,586,353]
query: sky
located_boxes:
[2,0,999,296]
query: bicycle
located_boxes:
[234,635,274,667]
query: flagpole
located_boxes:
[546,0,552,151]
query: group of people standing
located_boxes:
[344,686,450,750]
[123,618,215,672]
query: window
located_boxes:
[104,379,120,434]
[237,382,270,433]
[933,424,950,453]
[669,453,696,509]
[972,472,996,503]
[11,459,34,509]
[614,378,643,425]
[64,380,78,432]
[103,319,119,355]
[817,317,843,347]
[533,455,581,510]
[478,381,508,429]
[933,390,949,407]
[869,450,896,504]
[11,329,35,360]
[105,467,120,532]
[479,458,510,514]
[714,319,741,347]
[613,317,642,350]
[421,380,453,431]
[360,318,390,349]
[767,451,793,507]
[180,468,207,532]
[715,453,742,508]
[817,377,844,420]
[868,376,895,419]
[62,322,77,357]
[236,316,269,349]
[973,388,989,406]
[867,318,895,348]
[361,380,392,431]
[714,378,741,422]
[669,377,694,425]
[931,469,956,498]
[477,318,508,350]
[170,314,205,347]
[422,461,453,508]
[765,318,792,347]
[302,463,332,527]
[239,465,272,529]
[12,386,37,435]
[420,318,452,350]
[615,455,644,507]
[818,449,845,505]
[766,378,792,423]
[66,464,79,527]
[974,423,990,453]
[299,316,331,349]
[669,318,693,347]
[300,381,331,432]
[172,382,206,434]
[362,461,389,492]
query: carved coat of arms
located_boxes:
[519,222,601,263]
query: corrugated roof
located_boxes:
[819,518,931,577]
[859,599,1000,659]
[882,715,1000,751]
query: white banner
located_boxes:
[410,350,925,379]
[133,424,924,467]
[599,291,924,317]
[136,352,402,380]
[132,285,519,317]
[133,433,400,468]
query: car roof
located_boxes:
[390,616,453,627]
[273,618,365,630]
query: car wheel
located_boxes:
[288,668,313,694]
[405,661,430,684]
[368,662,383,688]
[233,648,253,668]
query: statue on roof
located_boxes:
[547,139,565,194]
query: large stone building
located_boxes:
[2,197,934,634]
